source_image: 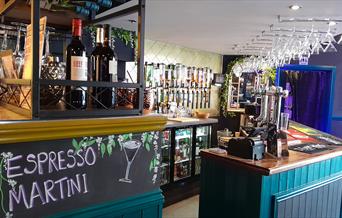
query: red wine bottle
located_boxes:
[99,24,117,108]
[65,18,88,110]
[91,25,104,108]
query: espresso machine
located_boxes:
[228,85,289,159]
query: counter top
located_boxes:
[165,117,218,128]
[201,148,342,176]
[201,123,342,176]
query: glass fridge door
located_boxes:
[174,128,192,181]
[195,126,211,175]
[160,130,171,185]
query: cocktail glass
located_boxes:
[119,140,142,183]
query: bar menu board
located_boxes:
[0,131,161,218]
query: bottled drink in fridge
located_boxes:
[65,18,88,109]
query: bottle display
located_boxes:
[174,128,192,181]
[51,3,90,16]
[195,126,211,175]
[160,130,171,185]
[50,0,113,14]
[145,62,214,114]
[65,18,88,109]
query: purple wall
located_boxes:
[304,43,342,137]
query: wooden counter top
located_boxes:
[201,147,342,176]
[165,117,218,128]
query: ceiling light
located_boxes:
[328,21,337,26]
[289,5,302,11]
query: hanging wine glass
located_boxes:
[338,34,342,44]
[321,25,337,53]
[311,33,324,55]
[1,29,8,51]
[13,25,25,78]
[0,29,9,79]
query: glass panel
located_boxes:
[195,126,211,175]
[174,128,192,181]
[160,130,171,185]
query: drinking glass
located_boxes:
[280,112,290,130]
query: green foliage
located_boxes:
[142,133,153,151]
[100,143,106,158]
[262,67,276,84]
[149,158,158,172]
[122,133,133,141]
[84,25,137,48]
[72,139,79,151]
[111,27,137,48]
[220,57,244,117]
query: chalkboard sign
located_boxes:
[0,131,161,218]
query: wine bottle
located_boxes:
[91,24,117,108]
[70,1,100,12]
[65,18,88,110]
[102,24,117,108]
[72,0,112,8]
[51,4,90,16]
[91,25,104,108]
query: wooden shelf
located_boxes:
[0,78,31,86]
[0,0,88,29]
[0,105,30,120]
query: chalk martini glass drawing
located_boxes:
[119,139,142,183]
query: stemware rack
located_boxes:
[0,0,146,119]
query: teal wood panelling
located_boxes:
[199,158,263,218]
[200,155,342,218]
[50,189,164,218]
[273,174,342,218]
[260,156,342,218]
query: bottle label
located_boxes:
[109,59,117,82]
[71,56,88,81]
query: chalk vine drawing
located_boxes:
[0,131,160,217]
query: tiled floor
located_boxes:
[163,195,199,218]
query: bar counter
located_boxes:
[166,117,218,129]
[199,122,342,218]
[201,146,342,176]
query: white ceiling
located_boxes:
[145,0,342,55]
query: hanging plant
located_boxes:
[220,57,244,118]
[84,25,137,49]
[111,27,137,48]
[262,67,276,85]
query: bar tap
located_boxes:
[255,87,269,126]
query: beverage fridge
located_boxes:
[160,125,212,186]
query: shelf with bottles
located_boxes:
[174,160,191,181]
[145,63,214,89]
[174,128,192,181]
[0,0,146,119]
[160,163,170,185]
[174,143,191,163]
[145,62,213,114]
